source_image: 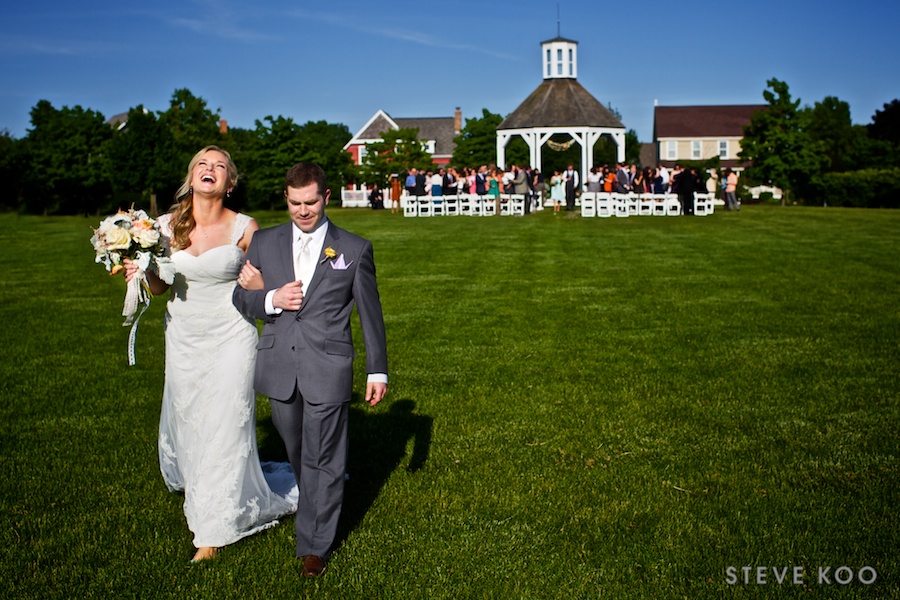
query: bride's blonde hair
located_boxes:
[169,146,239,250]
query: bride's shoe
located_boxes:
[191,546,219,562]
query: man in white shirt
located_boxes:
[564,164,579,211]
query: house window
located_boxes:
[691,141,701,159]
[666,141,677,160]
[557,49,563,75]
[568,48,574,76]
[358,145,368,164]
[718,140,728,158]
[546,49,551,77]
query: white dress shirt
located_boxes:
[265,219,328,314]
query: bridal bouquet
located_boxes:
[91,208,175,365]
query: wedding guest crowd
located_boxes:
[401,163,545,214]
[393,161,743,215]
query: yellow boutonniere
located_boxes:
[320,246,337,264]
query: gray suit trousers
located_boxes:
[270,389,349,558]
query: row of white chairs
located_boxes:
[579,192,716,217]
[402,194,537,217]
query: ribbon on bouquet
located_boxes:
[122,262,151,366]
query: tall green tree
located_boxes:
[239,117,355,210]
[624,129,642,165]
[592,136,618,169]
[152,88,224,207]
[0,130,24,210]
[217,125,254,209]
[504,137,530,169]
[452,109,503,167]
[104,106,163,212]
[805,96,858,173]
[21,100,113,214]
[242,116,307,210]
[603,104,642,166]
[296,120,355,191]
[359,127,433,189]
[739,78,827,204]
[865,99,900,167]
[868,99,900,145]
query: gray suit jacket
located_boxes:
[511,169,529,195]
[232,220,388,403]
[616,169,630,194]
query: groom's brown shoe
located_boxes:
[301,555,326,577]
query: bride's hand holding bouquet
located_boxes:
[91,207,175,364]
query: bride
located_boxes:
[125,146,297,562]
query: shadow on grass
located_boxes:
[256,397,432,551]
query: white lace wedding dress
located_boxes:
[157,213,297,548]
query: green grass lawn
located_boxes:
[0,206,897,599]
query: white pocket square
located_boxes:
[329,254,353,270]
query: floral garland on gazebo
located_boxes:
[547,137,576,151]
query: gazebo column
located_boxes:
[613,131,625,163]
[496,132,512,169]
[585,130,602,178]
[568,130,590,189]
[523,131,539,168]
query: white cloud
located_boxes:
[0,34,117,57]
[286,9,519,61]
[166,16,279,43]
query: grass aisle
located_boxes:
[0,206,897,599]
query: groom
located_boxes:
[233,162,388,577]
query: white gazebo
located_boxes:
[497,36,625,178]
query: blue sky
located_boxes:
[2,0,897,144]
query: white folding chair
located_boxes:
[694,193,708,216]
[580,192,596,217]
[402,196,418,217]
[612,193,629,218]
[418,196,432,217]
[638,194,654,216]
[458,194,472,216]
[471,195,484,216]
[482,195,497,216]
[665,194,681,216]
[626,194,639,216]
[510,194,526,216]
[652,194,667,216]
[595,193,613,217]
[443,195,459,216]
[498,194,512,216]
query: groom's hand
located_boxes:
[365,382,387,407]
[273,280,304,311]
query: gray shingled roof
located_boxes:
[106,112,129,130]
[654,105,766,138]
[540,36,578,45]
[358,113,395,140]
[358,112,457,157]
[395,117,456,157]
[499,78,624,130]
